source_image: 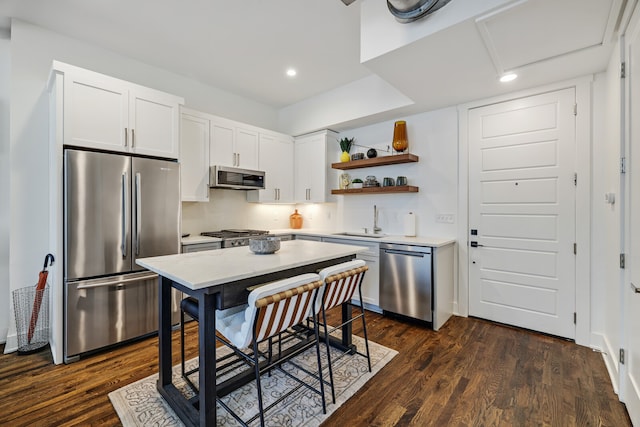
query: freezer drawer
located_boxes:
[64,271,180,362]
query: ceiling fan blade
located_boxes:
[341,0,357,5]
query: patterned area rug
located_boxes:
[109,334,397,426]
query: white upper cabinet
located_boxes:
[180,109,210,202]
[247,133,294,203]
[210,117,259,170]
[294,130,337,203]
[54,61,183,159]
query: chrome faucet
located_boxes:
[373,205,382,234]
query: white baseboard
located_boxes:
[592,331,620,395]
[3,332,17,354]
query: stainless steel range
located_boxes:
[200,229,269,248]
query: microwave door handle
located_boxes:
[121,172,127,258]
[135,172,141,256]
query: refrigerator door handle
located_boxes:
[74,272,158,289]
[121,172,128,258]
[135,172,142,256]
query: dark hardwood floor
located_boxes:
[0,312,631,426]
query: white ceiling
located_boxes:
[0,0,631,119]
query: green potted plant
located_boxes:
[338,137,354,162]
[352,178,363,189]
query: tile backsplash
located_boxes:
[181,189,338,234]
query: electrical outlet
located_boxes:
[436,214,455,224]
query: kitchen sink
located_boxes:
[332,232,387,238]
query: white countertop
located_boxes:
[267,228,455,248]
[137,240,366,290]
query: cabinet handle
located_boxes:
[131,128,135,148]
[632,282,640,294]
[124,128,128,147]
[237,153,240,166]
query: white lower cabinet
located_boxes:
[322,237,381,311]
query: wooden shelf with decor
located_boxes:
[331,185,419,195]
[331,153,419,170]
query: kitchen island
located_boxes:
[136,239,367,427]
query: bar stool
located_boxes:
[314,259,371,404]
[215,273,326,427]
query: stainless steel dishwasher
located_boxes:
[379,243,432,322]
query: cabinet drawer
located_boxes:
[321,237,379,257]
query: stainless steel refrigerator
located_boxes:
[63,149,181,363]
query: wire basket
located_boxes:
[12,285,50,355]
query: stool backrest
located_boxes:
[249,273,323,343]
[316,260,368,312]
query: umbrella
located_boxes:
[27,253,54,344]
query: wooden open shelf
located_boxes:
[331,185,419,195]
[331,153,419,170]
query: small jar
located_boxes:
[289,209,303,229]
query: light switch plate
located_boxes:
[436,214,455,224]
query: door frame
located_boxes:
[457,76,593,346]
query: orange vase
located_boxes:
[289,209,303,229]
[392,120,408,152]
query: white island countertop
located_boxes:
[137,239,366,291]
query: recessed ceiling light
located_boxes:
[286,68,297,77]
[499,73,517,83]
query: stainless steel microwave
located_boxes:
[209,165,266,190]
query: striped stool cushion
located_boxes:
[316,260,368,312]
[216,273,322,349]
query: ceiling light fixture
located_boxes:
[286,68,297,77]
[499,73,518,83]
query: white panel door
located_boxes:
[623,7,640,423]
[469,88,576,339]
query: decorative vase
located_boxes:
[392,120,408,153]
[340,151,351,162]
[289,209,303,229]
[339,173,351,189]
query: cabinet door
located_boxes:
[356,253,380,307]
[321,237,380,308]
[235,127,259,169]
[63,69,129,152]
[250,133,293,202]
[180,113,210,202]
[129,87,180,159]
[210,119,236,167]
[294,134,326,202]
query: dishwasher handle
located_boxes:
[382,249,426,257]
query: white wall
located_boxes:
[591,42,624,390]
[335,107,458,239]
[4,19,279,356]
[0,31,10,343]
